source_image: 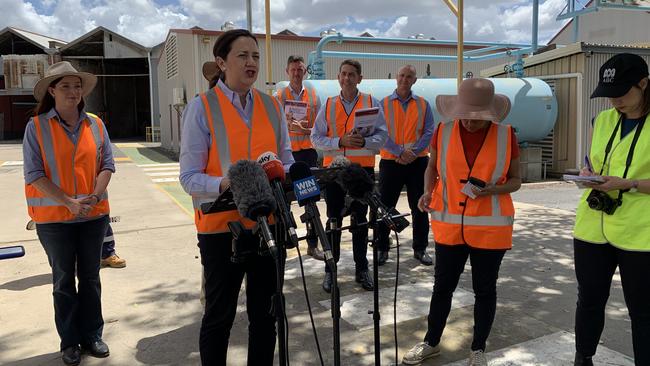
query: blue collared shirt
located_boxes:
[310,90,388,150]
[23,108,115,185]
[382,90,435,157]
[179,79,294,198]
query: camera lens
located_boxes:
[587,196,602,210]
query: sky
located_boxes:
[1,0,571,47]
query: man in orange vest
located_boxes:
[376,65,435,266]
[311,59,388,293]
[275,55,325,261]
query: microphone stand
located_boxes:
[299,206,341,366]
[368,206,382,366]
[254,217,288,366]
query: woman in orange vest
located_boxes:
[23,61,114,365]
[403,78,521,366]
[179,29,294,365]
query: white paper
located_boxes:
[562,174,605,183]
[461,182,479,199]
[284,100,308,121]
[353,107,379,137]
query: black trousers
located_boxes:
[36,215,109,350]
[574,239,650,365]
[198,232,278,366]
[323,167,374,273]
[292,148,319,249]
[376,157,430,251]
[424,243,506,351]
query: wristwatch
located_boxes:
[629,180,639,193]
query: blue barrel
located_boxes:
[276,78,557,143]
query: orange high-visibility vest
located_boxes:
[25,114,110,224]
[276,86,318,152]
[193,86,283,234]
[428,120,514,249]
[322,93,376,167]
[380,95,428,160]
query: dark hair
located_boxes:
[209,29,259,88]
[287,55,304,66]
[33,77,85,116]
[640,78,650,116]
[339,59,362,75]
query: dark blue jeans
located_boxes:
[101,223,116,259]
[37,215,109,350]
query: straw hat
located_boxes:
[33,61,97,102]
[202,61,219,82]
[436,78,511,122]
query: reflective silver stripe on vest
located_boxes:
[438,122,454,214]
[27,192,108,207]
[257,91,283,154]
[343,149,377,156]
[36,115,61,187]
[87,116,103,162]
[327,96,338,138]
[490,124,509,216]
[415,97,425,137]
[384,98,396,140]
[429,211,513,226]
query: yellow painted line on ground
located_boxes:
[114,157,132,162]
[115,142,145,148]
[153,184,193,218]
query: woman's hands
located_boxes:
[418,192,432,212]
[65,197,93,217]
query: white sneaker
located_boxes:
[402,342,440,365]
[468,349,488,366]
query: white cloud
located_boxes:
[0,0,570,47]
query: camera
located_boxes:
[587,190,621,215]
[228,221,264,263]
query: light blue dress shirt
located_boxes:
[23,108,115,185]
[310,90,388,151]
[179,79,294,198]
[381,90,435,157]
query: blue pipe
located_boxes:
[311,33,541,79]
[532,0,539,52]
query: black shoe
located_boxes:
[355,270,374,291]
[574,353,594,366]
[377,250,389,266]
[322,272,332,293]
[82,339,110,358]
[414,250,433,266]
[62,345,81,365]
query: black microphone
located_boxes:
[336,163,410,233]
[289,162,335,265]
[257,151,298,249]
[227,160,279,257]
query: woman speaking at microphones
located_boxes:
[179,29,294,365]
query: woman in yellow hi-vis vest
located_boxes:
[404,78,521,366]
[179,29,294,365]
[23,62,114,365]
[573,53,650,366]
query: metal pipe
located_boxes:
[246,0,252,32]
[311,48,531,63]
[573,15,580,43]
[443,0,458,16]
[463,45,502,56]
[534,72,584,169]
[147,50,155,141]
[532,0,539,52]
[265,0,273,94]
[457,0,464,87]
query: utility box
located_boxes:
[520,147,543,182]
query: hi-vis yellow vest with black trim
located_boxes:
[322,93,376,168]
[380,95,428,160]
[574,109,650,251]
[193,86,283,234]
[24,113,110,224]
[429,120,514,249]
[276,86,318,151]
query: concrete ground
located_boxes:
[0,142,635,366]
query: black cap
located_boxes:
[591,53,649,99]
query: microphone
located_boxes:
[227,160,279,257]
[289,162,335,265]
[257,151,298,248]
[336,163,410,233]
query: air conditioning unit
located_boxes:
[172,87,185,106]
